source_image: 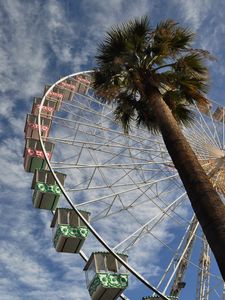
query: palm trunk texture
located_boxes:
[148,88,225,280]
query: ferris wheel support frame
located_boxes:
[38,71,171,300]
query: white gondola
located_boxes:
[24,113,52,140]
[51,208,90,253]
[73,74,91,95]
[32,97,56,118]
[23,138,54,173]
[44,85,64,110]
[84,252,129,300]
[57,77,77,101]
[31,170,66,210]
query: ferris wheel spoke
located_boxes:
[113,192,187,252]
[62,98,108,120]
[51,110,166,149]
[114,198,199,256]
[85,143,132,213]
[51,162,173,171]
[48,135,170,156]
[118,177,180,209]
[90,186,181,222]
[208,111,223,149]
[200,105,222,147]
[185,135,213,157]
[51,116,126,142]
[123,213,194,258]
[192,106,222,149]
[53,141,161,166]
[31,71,224,300]
[49,125,167,165]
[184,122,217,152]
[73,129,164,223]
[86,173,183,222]
[60,156,178,198]
[189,117,218,147]
[74,174,179,208]
[206,280,225,299]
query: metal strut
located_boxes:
[38,71,171,300]
[195,234,211,300]
[170,216,198,297]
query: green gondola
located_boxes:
[33,182,60,210]
[31,170,66,210]
[84,252,129,300]
[51,208,90,253]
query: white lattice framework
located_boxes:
[38,71,225,300]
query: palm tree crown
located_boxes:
[93,17,210,133]
[92,17,225,282]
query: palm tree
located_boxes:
[92,17,225,280]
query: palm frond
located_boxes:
[173,53,208,77]
[173,104,195,126]
[170,25,194,51]
[114,93,136,133]
[96,16,150,67]
[123,16,150,53]
[135,98,160,133]
[96,29,127,65]
[163,90,195,125]
[151,20,194,58]
[179,76,209,96]
[93,69,121,102]
[188,48,217,61]
[114,92,161,134]
[93,16,211,134]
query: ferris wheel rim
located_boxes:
[34,70,225,300]
[37,70,172,300]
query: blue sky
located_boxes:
[0,1,225,300]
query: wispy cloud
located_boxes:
[171,0,213,30]
[1,1,225,300]
[0,1,47,98]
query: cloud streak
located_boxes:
[0,1,225,299]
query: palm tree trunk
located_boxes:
[148,87,225,280]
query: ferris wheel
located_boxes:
[23,71,225,300]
